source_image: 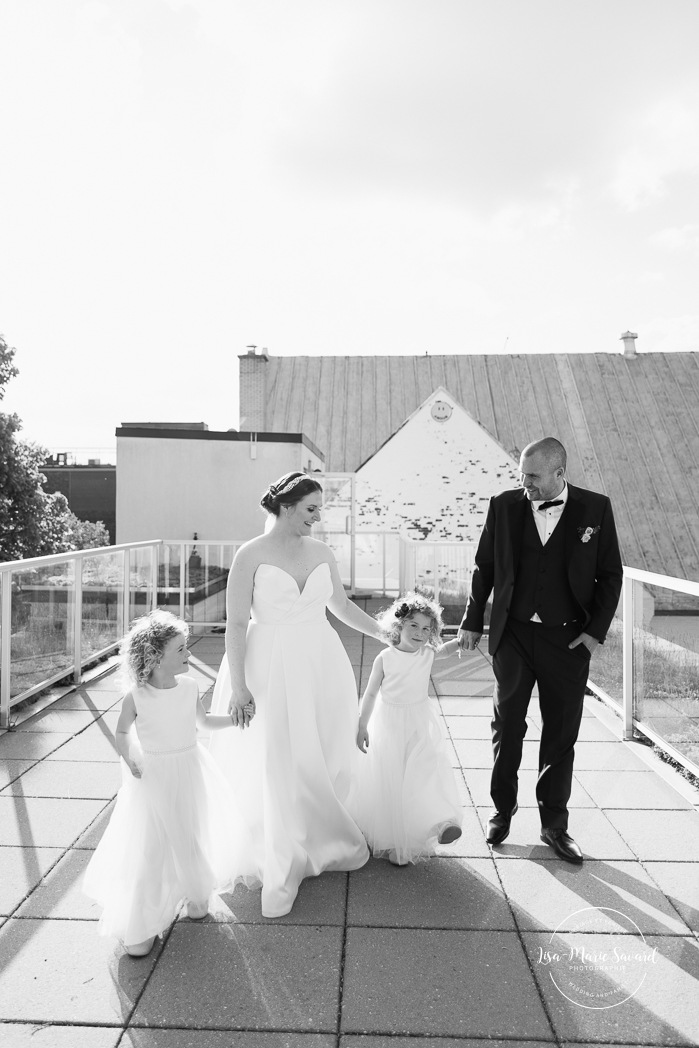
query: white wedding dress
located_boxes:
[209,562,369,917]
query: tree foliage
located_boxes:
[0,335,110,561]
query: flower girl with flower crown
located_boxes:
[349,592,463,866]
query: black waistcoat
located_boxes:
[509,507,579,626]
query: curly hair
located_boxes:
[119,609,189,688]
[376,591,444,649]
[260,471,323,516]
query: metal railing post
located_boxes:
[1,571,12,729]
[122,548,130,634]
[73,554,83,684]
[151,543,158,612]
[433,544,439,602]
[622,572,634,740]
[179,543,186,621]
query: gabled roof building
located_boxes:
[239,344,699,588]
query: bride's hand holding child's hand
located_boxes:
[228,687,256,729]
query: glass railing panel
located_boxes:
[414,544,436,600]
[184,543,237,628]
[80,549,124,660]
[433,544,474,626]
[10,561,75,698]
[158,543,183,611]
[632,580,699,767]
[317,531,351,588]
[587,612,623,706]
[129,544,156,625]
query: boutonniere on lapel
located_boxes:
[578,525,600,544]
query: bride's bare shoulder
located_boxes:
[233,536,272,570]
[307,537,334,563]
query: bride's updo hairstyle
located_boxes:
[260,471,323,516]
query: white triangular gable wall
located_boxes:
[355,387,520,543]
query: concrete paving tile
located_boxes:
[342,928,552,1039]
[574,770,694,810]
[0,1024,120,1047]
[0,917,161,1024]
[347,856,514,930]
[572,741,650,771]
[15,708,105,733]
[494,858,691,935]
[604,810,699,862]
[0,796,106,848]
[205,871,347,925]
[436,681,495,697]
[476,807,636,861]
[455,738,540,769]
[643,862,699,932]
[73,800,116,849]
[51,688,122,711]
[124,1034,335,1048]
[0,847,63,915]
[44,721,121,762]
[525,931,699,1045]
[447,715,542,741]
[15,848,102,919]
[340,1040,555,1048]
[438,697,495,716]
[131,923,342,1031]
[0,760,36,789]
[445,715,497,740]
[0,733,72,760]
[573,717,620,742]
[463,768,595,808]
[1,760,122,799]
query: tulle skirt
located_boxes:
[208,617,369,918]
[348,698,462,865]
[83,743,247,945]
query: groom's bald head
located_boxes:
[521,437,567,472]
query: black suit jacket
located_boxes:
[460,484,623,655]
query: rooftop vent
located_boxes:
[620,331,638,358]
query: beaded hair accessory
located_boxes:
[270,474,308,498]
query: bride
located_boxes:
[209,470,382,918]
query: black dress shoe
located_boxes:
[540,828,583,864]
[486,803,518,845]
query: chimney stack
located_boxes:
[238,346,269,431]
[620,331,638,358]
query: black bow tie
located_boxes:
[538,499,563,511]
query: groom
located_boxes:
[459,437,622,863]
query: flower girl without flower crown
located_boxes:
[83,610,251,956]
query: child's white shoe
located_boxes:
[186,899,209,920]
[438,824,462,845]
[125,936,155,957]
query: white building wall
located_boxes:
[355,388,520,543]
[116,433,323,543]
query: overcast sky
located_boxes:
[1,0,698,457]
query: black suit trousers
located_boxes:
[491,618,590,830]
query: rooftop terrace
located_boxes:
[1,602,698,1046]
